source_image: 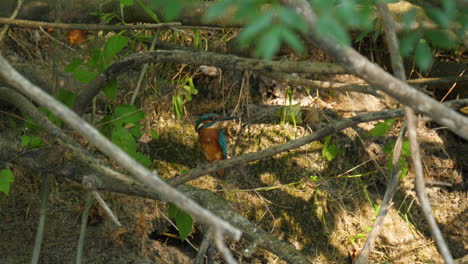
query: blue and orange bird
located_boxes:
[195,113,235,178]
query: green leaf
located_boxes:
[40,106,62,127]
[441,0,456,20]
[425,30,457,49]
[355,26,373,42]
[129,124,143,138]
[103,35,129,62]
[401,140,411,157]
[184,93,192,101]
[254,25,282,60]
[369,119,395,137]
[103,79,118,103]
[323,144,341,161]
[238,9,275,47]
[86,48,104,70]
[168,203,178,219]
[400,164,408,178]
[30,136,44,149]
[136,0,160,22]
[167,203,193,240]
[73,68,98,84]
[151,129,159,140]
[113,104,144,126]
[176,209,193,240]
[414,39,433,71]
[183,85,191,93]
[316,13,350,46]
[336,0,361,27]
[172,93,184,119]
[399,33,420,56]
[64,58,83,73]
[0,169,14,195]
[233,1,263,22]
[120,0,134,7]
[134,152,152,168]
[383,140,396,154]
[111,126,137,155]
[402,8,417,30]
[56,89,77,108]
[310,0,335,11]
[279,7,307,32]
[203,0,233,23]
[151,0,188,21]
[21,135,32,147]
[323,135,331,148]
[425,6,450,29]
[281,27,305,55]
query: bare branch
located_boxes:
[407,111,454,263]
[0,17,180,31]
[72,49,346,115]
[281,0,468,140]
[0,56,242,243]
[261,72,380,96]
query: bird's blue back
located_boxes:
[218,129,228,158]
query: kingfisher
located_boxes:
[195,113,235,178]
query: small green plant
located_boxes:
[278,89,302,127]
[172,77,198,119]
[64,30,154,167]
[368,119,410,178]
[384,139,411,178]
[21,135,45,149]
[0,169,14,196]
[168,203,193,240]
[322,135,342,161]
[309,175,319,182]
[367,119,396,137]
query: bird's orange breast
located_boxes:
[197,128,225,177]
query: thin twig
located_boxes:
[92,191,122,227]
[31,173,49,264]
[0,0,23,43]
[0,17,180,31]
[76,191,93,264]
[130,30,159,105]
[38,27,79,55]
[215,228,238,264]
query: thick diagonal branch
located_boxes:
[0,56,242,243]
